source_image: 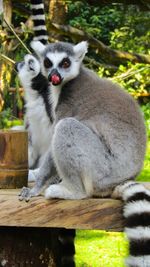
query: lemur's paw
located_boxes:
[44,184,86,200]
[18,186,38,202]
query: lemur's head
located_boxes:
[15,54,48,93]
[15,54,40,79]
[30,41,88,86]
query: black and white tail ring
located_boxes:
[31,0,48,44]
[113,181,150,267]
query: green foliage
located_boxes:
[137,141,150,182]
[0,108,23,129]
[142,103,150,138]
[111,27,150,53]
[110,6,150,53]
[68,2,150,54]
[67,2,123,44]
[0,10,32,117]
[105,63,150,96]
[0,109,12,129]
[1,2,150,135]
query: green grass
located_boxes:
[137,140,150,182]
[75,230,128,267]
[75,140,150,267]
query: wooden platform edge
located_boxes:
[0,182,149,231]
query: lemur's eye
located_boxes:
[44,57,53,68]
[59,58,71,69]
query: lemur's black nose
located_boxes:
[14,62,19,72]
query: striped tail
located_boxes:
[113,181,150,267]
[30,0,48,44]
[58,229,76,267]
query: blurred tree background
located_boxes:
[0,1,150,266]
[0,0,150,133]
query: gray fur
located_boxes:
[18,41,146,200]
[43,42,75,57]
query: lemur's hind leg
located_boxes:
[45,118,111,199]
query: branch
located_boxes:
[48,23,150,65]
[75,0,150,10]
[84,56,118,70]
[130,92,150,97]
[0,54,15,65]
[110,66,150,81]
[3,18,31,54]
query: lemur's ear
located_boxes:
[73,41,88,61]
[30,41,46,55]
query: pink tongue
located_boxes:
[51,74,61,85]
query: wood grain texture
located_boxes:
[0,130,28,169]
[0,189,124,231]
[0,183,149,231]
[0,130,28,188]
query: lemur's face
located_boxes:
[15,54,41,88]
[42,51,77,86]
[31,41,88,87]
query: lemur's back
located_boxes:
[57,66,146,181]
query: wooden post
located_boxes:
[0,130,75,267]
[0,130,28,188]
[0,227,76,267]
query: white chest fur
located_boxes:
[25,91,53,157]
[49,85,61,119]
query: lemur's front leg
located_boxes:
[15,54,54,201]
[19,151,55,201]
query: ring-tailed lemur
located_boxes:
[15,1,150,266]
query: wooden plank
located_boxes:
[0,189,123,231]
[0,182,149,231]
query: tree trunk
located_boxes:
[73,0,150,10]
[0,130,28,188]
[0,227,57,267]
[0,227,76,267]
[49,0,68,41]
